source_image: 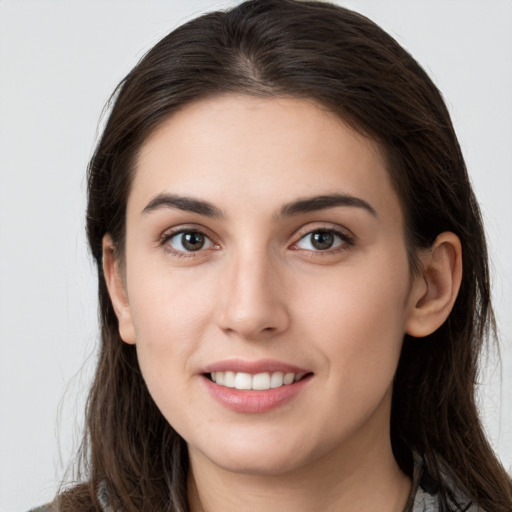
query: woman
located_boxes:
[33,0,512,510]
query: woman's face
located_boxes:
[110,95,425,476]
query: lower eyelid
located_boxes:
[293,229,354,250]
[161,230,215,252]
[159,226,353,256]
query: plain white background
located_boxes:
[0,1,510,510]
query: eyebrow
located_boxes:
[141,192,376,218]
[142,193,224,217]
[278,194,377,218]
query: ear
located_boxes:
[406,232,462,338]
[102,234,136,344]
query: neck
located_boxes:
[187,402,411,512]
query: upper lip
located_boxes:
[201,358,311,375]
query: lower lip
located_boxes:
[202,375,312,413]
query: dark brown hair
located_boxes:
[57,1,511,511]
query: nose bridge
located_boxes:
[216,243,289,339]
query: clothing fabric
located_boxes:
[28,454,481,512]
[404,453,481,511]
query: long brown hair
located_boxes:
[57,1,511,510]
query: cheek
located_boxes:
[289,264,410,445]
[128,252,216,333]
[125,258,218,387]
[124,265,220,431]
[296,252,412,379]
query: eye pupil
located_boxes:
[311,231,334,250]
[182,232,205,251]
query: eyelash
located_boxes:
[160,228,217,258]
[291,227,354,254]
[159,225,354,258]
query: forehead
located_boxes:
[130,94,402,223]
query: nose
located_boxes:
[215,249,290,341]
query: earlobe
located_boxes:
[102,235,136,344]
[406,232,462,338]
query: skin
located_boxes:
[103,95,462,512]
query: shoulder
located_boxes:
[27,482,106,512]
[408,453,484,512]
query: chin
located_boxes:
[209,449,305,476]
[188,426,326,477]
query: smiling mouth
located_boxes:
[207,371,309,391]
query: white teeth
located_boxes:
[283,372,295,385]
[210,371,307,390]
[270,371,284,388]
[224,371,235,387]
[234,372,252,390]
[252,372,271,390]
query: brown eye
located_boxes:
[295,229,350,251]
[311,231,335,250]
[167,231,213,252]
[181,232,205,251]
